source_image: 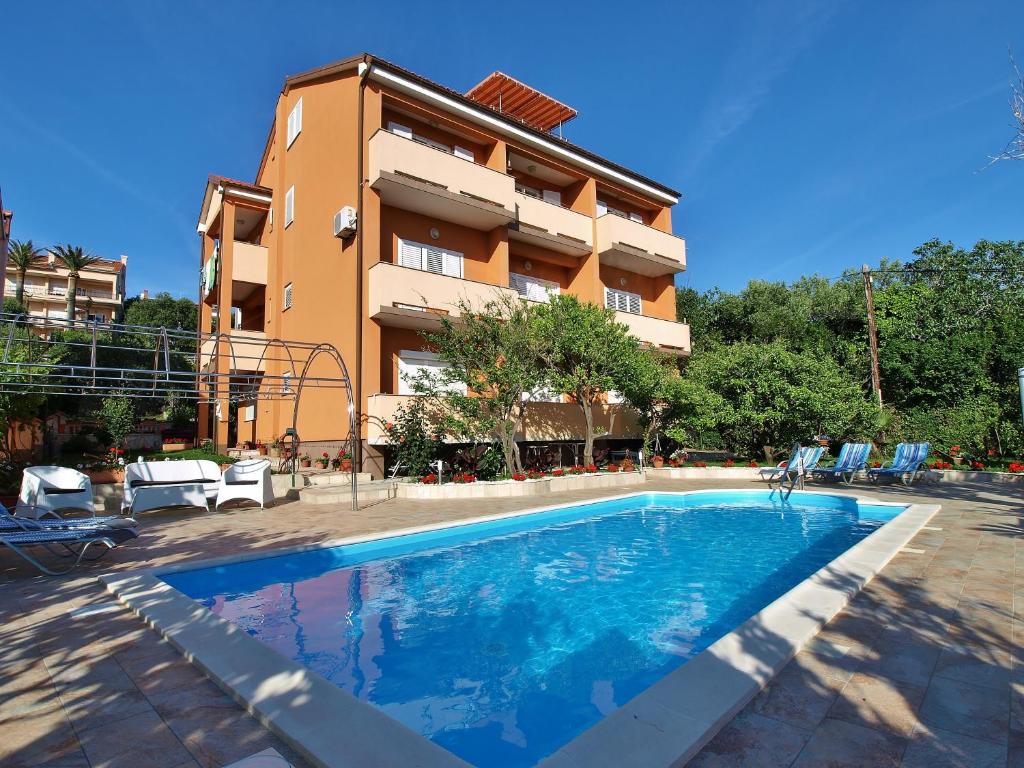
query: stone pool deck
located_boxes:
[0,478,1019,768]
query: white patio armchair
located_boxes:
[216,459,275,510]
[16,466,95,519]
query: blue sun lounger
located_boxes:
[759,445,825,485]
[0,511,139,575]
[812,442,871,485]
[867,442,930,486]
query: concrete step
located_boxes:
[306,471,373,487]
[299,480,397,506]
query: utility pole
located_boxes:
[862,265,883,408]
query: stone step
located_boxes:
[299,480,397,506]
[306,471,373,487]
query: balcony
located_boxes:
[369,130,516,230]
[509,193,592,256]
[596,214,686,277]
[368,261,517,330]
[614,311,691,355]
[198,330,268,373]
[367,394,640,445]
[232,242,268,285]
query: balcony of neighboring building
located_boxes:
[596,209,686,278]
[369,128,516,231]
[614,311,691,355]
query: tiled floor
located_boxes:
[0,478,1019,767]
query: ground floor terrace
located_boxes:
[0,477,1020,768]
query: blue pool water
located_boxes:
[164,491,904,767]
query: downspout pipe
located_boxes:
[354,56,370,473]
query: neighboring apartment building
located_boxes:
[4,252,127,323]
[196,54,690,475]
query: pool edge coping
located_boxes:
[99,488,938,768]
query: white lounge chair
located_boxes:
[15,466,95,519]
[123,459,221,514]
[216,459,274,509]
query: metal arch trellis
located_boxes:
[0,312,359,510]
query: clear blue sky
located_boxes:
[2,1,1022,298]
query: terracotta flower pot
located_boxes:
[340,458,353,472]
[300,459,311,468]
[651,456,664,468]
[258,445,268,456]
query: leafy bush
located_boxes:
[386,398,441,478]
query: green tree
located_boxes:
[415,293,546,475]
[534,294,639,467]
[616,347,687,457]
[6,239,44,307]
[124,292,197,337]
[385,397,441,477]
[97,394,136,452]
[50,244,99,325]
[684,342,879,460]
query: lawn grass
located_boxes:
[142,448,236,463]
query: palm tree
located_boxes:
[50,244,99,324]
[6,239,43,308]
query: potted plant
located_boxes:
[331,450,353,472]
[257,441,268,456]
[621,457,635,472]
[316,452,330,470]
[651,455,665,469]
[949,445,963,466]
[268,439,281,459]
[299,453,311,468]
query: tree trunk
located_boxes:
[581,398,595,467]
[14,268,26,306]
[498,428,521,476]
[66,273,78,325]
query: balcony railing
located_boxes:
[369,130,516,230]
[369,261,518,330]
[596,214,686,277]
[614,311,691,355]
[510,192,592,256]
[9,284,117,301]
[198,330,268,373]
[232,242,268,285]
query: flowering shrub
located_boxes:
[570,465,586,475]
[871,461,882,468]
[512,473,527,481]
[585,464,598,473]
[316,452,330,467]
[420,473,438,484]
[930,461,952,470]
[551,469,565,477]
[452,472,476,484]
[692,460,708,468]
[970,461,985,470]
[724,458,735,468]
[948,445,961,457]
[1008,463,1024,473]
[668,458,682,468]
[748,460,759,468]
[526,469,546,480]
[604,463,620,473]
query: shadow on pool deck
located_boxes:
[0,477,1020,768]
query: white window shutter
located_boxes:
[442,249,463,277]
[628,292,641,313]
[510,272,528,297]
[629,211,643,224]
[285,186,295,226]
[453,145,474,161]
[424,247,444,275]
[542,190,562,206]
[284,283,293,309]
[398,239,422,269]
[596,200,608,216]
[389,122,413,139]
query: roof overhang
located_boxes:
[197,175,272,234]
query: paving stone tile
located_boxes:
[688,710,810,768]
[77,709,194,768]
[933,646,1011,691]
[750,665,844,731]
[827,672,925,737]
[791,717,906,767]
[0,706,81,768]
[858,637,941,688]
[919,676,1009,744]
[901,723,1005,768]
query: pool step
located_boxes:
[299,480,397,505]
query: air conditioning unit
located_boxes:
[333,206,357,238]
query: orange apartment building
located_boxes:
[4,252,127,324]
[196,54,690,476]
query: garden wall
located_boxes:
[396,470,645,500]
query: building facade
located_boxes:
[196,54,690,475]
[4,252,127,324]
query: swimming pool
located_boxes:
[161,491,907,767]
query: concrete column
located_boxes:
[213,200,236,452]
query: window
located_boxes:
[287,97,303,147]
[510,272,559,303]
[388,121,473,161]
[283,282,293,310]
[268,206,274,230]
[230,307,242,330]
[397,238,463,278]
[243,405,256,422]
[516,183,562,206]
[282,371,292,394]
[516,182,540,198]
[605,286,641,314]
[397,350,465,396]
[284,186,295,227]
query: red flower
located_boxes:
[971,461,985,470]
[420,473,438,484]
[605,464,619,472]
[693,460,708,468]
[724,458,735,468]
[748,460,759,468]
[512,473,527,481]
[552,469,565,477]
[585,464,598,473]
[1008,463,1024,474]
[871,461,882,468]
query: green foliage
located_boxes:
[415,293,546,475]
[0,323,62,458]
[124,292,198,353]
[50,244,100,323]
[386,397,441,478]
[680,342,879,460]
[6,239,43,307]
[97,394,136,450]
[534,294,638,466]
[2,298,27,315]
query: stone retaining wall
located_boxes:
[396,470,645,500]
